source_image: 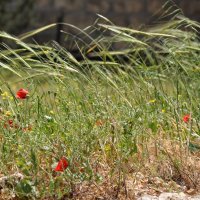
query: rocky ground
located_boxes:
[139,193,200,200]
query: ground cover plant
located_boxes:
[0,3,200,199]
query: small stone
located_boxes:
[186,188,196,195]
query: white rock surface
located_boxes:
[190,195,200,200]
[138,194,158,200]
[138,193,200,200]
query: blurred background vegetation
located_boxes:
[0,0,34,35]
[0,0,199,44]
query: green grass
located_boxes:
[0,5,200,199]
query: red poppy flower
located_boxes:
[183,114,190,123]
[8,120,13,127]
[4,120,18,129]
[54,157,69,172]
[16,89,29,99]
[4,119,13,128]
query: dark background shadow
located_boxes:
[0,0,199,44]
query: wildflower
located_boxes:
[149,99,156,103]
[95,119,104,127]
[54,157,69,172]
[8,120,13,127]
[183,114,190,123]
[1,92,10,100]
[161,109,166,113]
[16,89,29,99]
[1,92,9,98]
[5,110,12,116]
[1,92,13,100]
[44,115,53,121]
[22,125,32,132]
[50,110,54,115]
[104,144,111,152]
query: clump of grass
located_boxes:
[0,3,200,199]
